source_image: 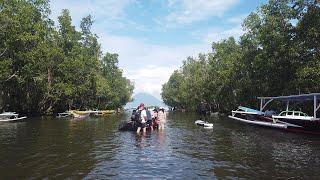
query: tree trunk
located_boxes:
[47,68,53,89]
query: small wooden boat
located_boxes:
[57,112,72,118]
[0,112,27,122]
[69,110,90,119]
[91,110,115,116]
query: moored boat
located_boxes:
[271,110,320,132]
[0,112,27,122]
[91,110,115,116]
[229,93,320,135]
[57,112,72,118]
[69,110,91,119]
[195,120,213,128]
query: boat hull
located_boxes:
[195,120,213,128]
[228,115,287,129]
[229,113,320,135]
[0,116,27,122]
[73,114,90,119]
[69,111,90,119]
[273,117,320,132]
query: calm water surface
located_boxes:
[0,112,320,179]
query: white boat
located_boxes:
[57,112,72,118]
[272,110,317,121]
[0,112,27,122]
[229,93,320,134]
[195,120,213,128]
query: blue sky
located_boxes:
[50,0,267,100]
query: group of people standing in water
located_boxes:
[129,101,211,133]
[131,103,166,133]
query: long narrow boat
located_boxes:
[91,110,116,116]
[69,110,91,119]
[0,112,27,122]
[229,93,320,135]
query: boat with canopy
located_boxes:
[229,93,320,134]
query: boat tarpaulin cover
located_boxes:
[238,106,264,114]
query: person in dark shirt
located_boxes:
[198,101,211,121]
[146,108,153,131]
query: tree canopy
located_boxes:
[0,0,134,114]
[162,0,320,112]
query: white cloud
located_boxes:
[200,26,244,43]
[49,0,246,101]
[50,0,137,29]
[227,14,249,25]
[95,32,211,100]
[191,13,247,44]
[166,0,240,25]
[127,66,178,100]
[88,0,135,20]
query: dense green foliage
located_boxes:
[162,0,320,112]
[0,0,134,114]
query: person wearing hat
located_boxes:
[136,103,147,133]
[157,107,166,130]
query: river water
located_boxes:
[0,112,320,179]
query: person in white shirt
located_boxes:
[157,107,166,130]
[136,103,147,133]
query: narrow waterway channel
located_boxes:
[0,112,319,179]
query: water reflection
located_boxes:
[0,112,320,179]
[0,117,101,179]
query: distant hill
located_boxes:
[125,92,166,108]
